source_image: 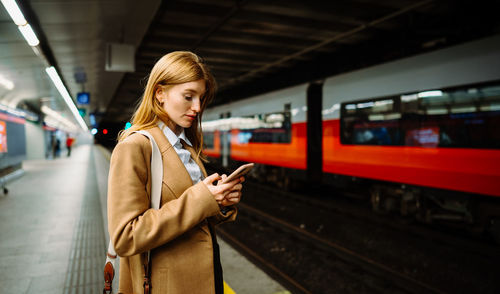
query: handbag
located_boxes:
[103,130,163,294]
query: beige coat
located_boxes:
[107,127,237,294]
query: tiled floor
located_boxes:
[0,145,104,294]
[0,144,288,294]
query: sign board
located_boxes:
[105,43,135,72]
[89,113,96,126]
[0,121,7,152]
[78,108,87,118]
[77,92,90,104]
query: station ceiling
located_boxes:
[2,0,500,132]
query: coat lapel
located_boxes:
[182,142,212,236]
[149,126,212,236]
[148,127,193,198]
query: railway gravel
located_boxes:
[219,178,500,294]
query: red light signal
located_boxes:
[103,129,108,135]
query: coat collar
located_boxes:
[146,126,207,197]
[157,121,193,148]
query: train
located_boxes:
[201,34,500,238]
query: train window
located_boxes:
[340,81,500,149]
[234,109,292,144]
[341,97,402,145]
[203,132,215,149]
[402,83,500,149]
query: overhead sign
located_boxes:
[105,43,135,72]
[89,113,96,126]
[77,92,90,104]
[78,108,87,118]
[74,69,87,83]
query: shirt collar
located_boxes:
[158,121,193,147]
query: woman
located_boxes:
[108,51,244,294]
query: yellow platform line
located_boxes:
[224,281,236,294]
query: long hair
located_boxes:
[118,51,216,161]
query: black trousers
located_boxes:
[208,224,223,294]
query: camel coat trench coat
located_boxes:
[107,127,237,294]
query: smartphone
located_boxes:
[221,163,254,184]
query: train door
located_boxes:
[307,81,323,185]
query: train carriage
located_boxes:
[202,34,500,236]
[203,84,309,184]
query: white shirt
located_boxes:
[158,122,204,184]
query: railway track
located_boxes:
[212,165,500,293]
[221,202,445,294]
[216,226,312,294]
[243,179,500,261]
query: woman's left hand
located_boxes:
[217,175,245,206]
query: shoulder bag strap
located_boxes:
[104,130,163,294]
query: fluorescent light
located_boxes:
[451,106,476,114]
[0,103,25,117]
[480,103,500,112]
[427,108,448,115]
[374,99,393,106]
[357,102,374,109]
[1,1,39,47]
[418,90,443,98]
[1,0,27,25]
[385,113,401,120]
[18,24,39,46]
[45,66,88,131]
[41,105,78,131]
[0,75,14,90]
[368,113,401,121]
[368,114,384,121]
[401,94,418,102]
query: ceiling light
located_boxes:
[45,66,88,131]
[0,103,25,117]
[417,90,443,98]
[41,105,78,131]
[401,94,418,102]
[1,0,27,25]
[0,75,14,90]
[357,102,374,109]
[18,24,39,46]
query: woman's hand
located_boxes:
[203,173,245,206]
[218,174,244,206]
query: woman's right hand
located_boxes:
[203,173,241,204]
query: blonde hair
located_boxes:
[118,51,216,161]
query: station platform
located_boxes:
[0,144,289,294]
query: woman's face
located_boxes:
[156,79,206,135]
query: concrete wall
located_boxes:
[25,121,46,160]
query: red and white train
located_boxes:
[202,35,500,235]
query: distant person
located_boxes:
[55,138,61,157]
[107,51,244,294]
[49,134,56,159]
[52,137,61,158]
[66,135,74,157]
